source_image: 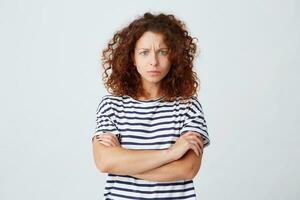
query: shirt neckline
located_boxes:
[125,95,164,103]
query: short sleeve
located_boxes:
[179,97,210,148]
[92,96,120,141]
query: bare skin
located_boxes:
[132,31,171,100]
[93,131,204,181]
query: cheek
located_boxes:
[136,65,145,76]
[165,66,171,75]
[135,57,147,68]
[163,61,172,72]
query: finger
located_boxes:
[101,140,121,147]
[99,141,113,147]
[105,133,119,141]
[95,135,103,142]
[100,137,117,147]
[190,141,201,156]
[186,131,203,140]
[196,143,203,155]
[190,144,199,156]
[181,131,194,138]
[186,135,204,150]
[99,135,119,146]
[101,134,120,145]
[182,131,201,141]
[104,133,119,140]
[187,141,199,156]
[183,131,199,136]
[98,137,116,147]
[193,135,204,150]
[195,141,203,155]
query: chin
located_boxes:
[146,77,163,83]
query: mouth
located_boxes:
[147,71,161,74]
[147,71,161,76]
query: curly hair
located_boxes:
[101,12,200,101]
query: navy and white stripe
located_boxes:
[93,95,210,200]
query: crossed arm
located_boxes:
[132,148,202,182]
[92,134,203,182]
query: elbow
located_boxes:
[185,165,201,180]
[94,153,113,173]
[92,144,110,173]
[94,150,115,173]
[179,166,193,180]
[95,161,109,173]
[186,169,197,180]
[185,169,197,180]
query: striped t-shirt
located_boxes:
[93,94,210,200]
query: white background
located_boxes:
[0,0,299,199]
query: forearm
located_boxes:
[95,143,175,175]
[132,158,187,182]
[132,150,199,182]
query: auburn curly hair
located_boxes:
[101,12,200,101]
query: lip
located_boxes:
[147,71,161,76]
[147,71,161,73]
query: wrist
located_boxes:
[163,148,176,162]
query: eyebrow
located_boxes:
[138,47,169,51]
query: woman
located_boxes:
[92,12,210,200]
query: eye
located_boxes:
[159,50,168,56]
[139,51,149,56]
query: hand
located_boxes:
[168,131,204,160]
[95,133,121,147]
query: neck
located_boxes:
[139,83,162,100]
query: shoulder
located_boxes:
[177,95,204,114]
[96,95,117,113]
[176,95,201,105]
[96,94,129,111]
[190,96,203,110]
[98,94,125,104]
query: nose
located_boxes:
[150,52,158,66]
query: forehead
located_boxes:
[135,31,167,48]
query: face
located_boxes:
[133,31,172,88]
